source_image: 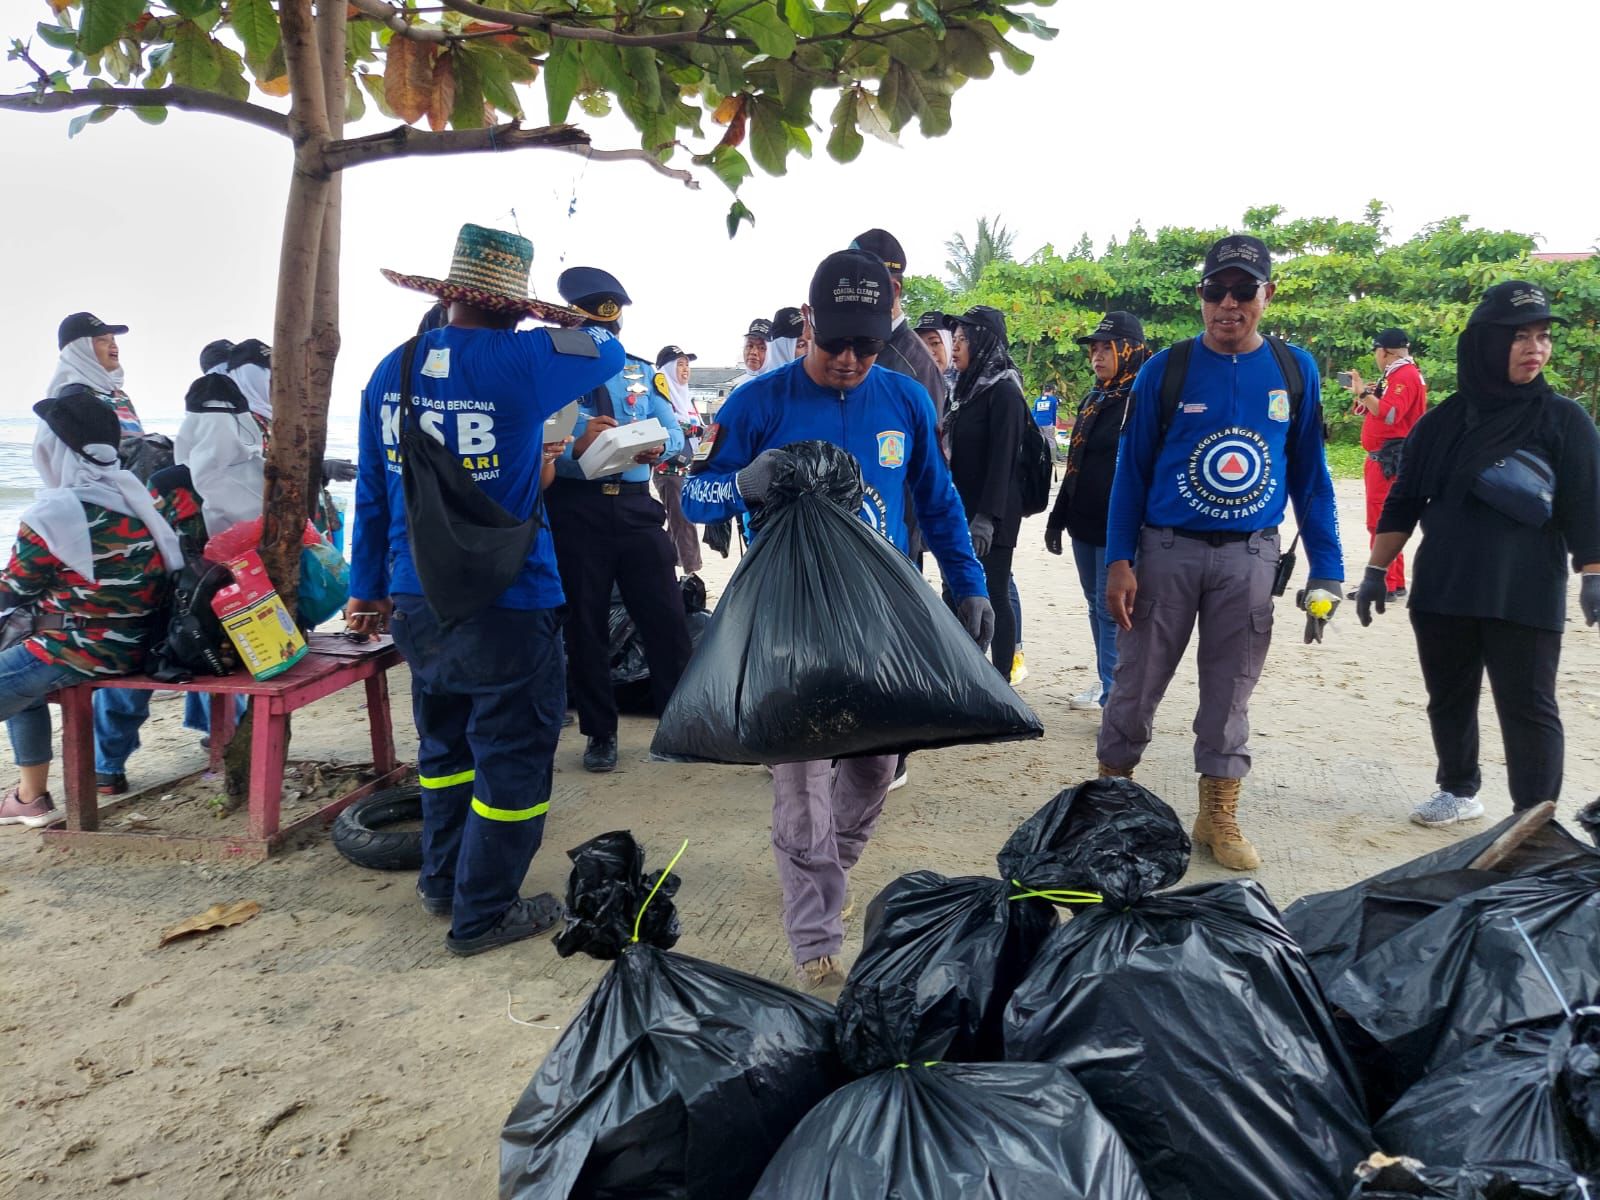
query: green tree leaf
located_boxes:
[748,94,787,175]
[230,0,280,72]
[449,45,486,129]
[132,104,168,125]
[911,0,946,35]
[35,22,79,53]
[168,0,220,20]
[726,198,755,238]
[826,88,863,162]
[693,143,751,192]
[728,6,797,59]
[781,0,816,36]
[544,38,579,124]
[169,21,222,89]
[621,45,661,112]
[854,88,896,145]
[77,0,143,56]
[67,104,115,137]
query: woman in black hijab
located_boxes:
[1359,281,1600,828]
[943,306,1028,677]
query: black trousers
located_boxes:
[1410,609,1564,809]
[942,544,1017,678]
[546,482,692,739]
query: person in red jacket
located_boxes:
[1343,328,1427,597]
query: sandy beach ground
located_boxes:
[2,477,1597,1198]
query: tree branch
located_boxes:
[0,85,289,137]
[322,119,697,189]
[280,0,332,149]
[347,0,452,42]
[435,0,751,47]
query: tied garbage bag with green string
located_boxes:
[499,833,846,1200]
[834,779,1171,1076]
[749,1060,1153,1200]
[1005,869,1373,1199]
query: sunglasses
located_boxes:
[1200,280,1265,303]
[816,336,885,357]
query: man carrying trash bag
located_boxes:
[681,247,993,990]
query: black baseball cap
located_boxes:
[1372,328,1410,349]
[1468,280,1567,328]
[228,338,271,370]
[744,317,772,341]
[34,385,121,457]
[807,250,893,344]
[655,344,697,367]
[944,305,1008,343]
[771,306,805,339]
[1076,311,1145,345]
[58,311,128,349]
[913,311,945,333]
[199,339,235,372]
[1202,235,1272,283]
[850,228,907,276]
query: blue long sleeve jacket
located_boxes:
[1106,337,1343,580]
[681,359,987,598]
[351,323,624,610]
[554,353,684,484]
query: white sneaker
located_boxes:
[1410,790,1487,828]
[1069,683,1104,710]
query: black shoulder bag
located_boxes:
[396,336,542,624]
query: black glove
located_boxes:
[322,457,358,483]
[1354,565,1390,627]
[968,513,995,558]
[1296,577,1343,644]
[1044,526,1063,556]
[956,595,995,652]
[735,449,790,507]
[1582,574,1600,630]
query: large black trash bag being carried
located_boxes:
[651,440,1042,764]
[1350,1155,1594,1199]
[1375,1010,1600,1173]
[1005,875,1372,1200]
[834,779,1184,1074]
[1325,864,1600,1101]
[500,834,844,1200]
[1285,807,1599,993]
[749,1060,1153,1200]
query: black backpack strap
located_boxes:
[1157,336,1195,439]
[397,336,422,432]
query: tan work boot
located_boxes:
[1097,762,1134,780]
[1193,775,1260,871]
[796,955,846,990]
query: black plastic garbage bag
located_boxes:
[553,830,681,961]
[834,780,1183,1074]
[652,440,1042,764]
[749,1060,1153,1200]
[1005,878,1372,1200]
[1285,811,1598,993]
[501,834,844,1200]
[1326,864,1600,1098]
[1375,1010,1600,1173]
[1350,1156,1594,1199]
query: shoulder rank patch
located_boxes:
[547,327,600,358]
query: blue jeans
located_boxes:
[1071,538,1116,703]
[391,595,566,939]
[0,644,87,767]
[93,689,237,775]
[1008,575,1023,648]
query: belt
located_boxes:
[32,612,134,632]
[1167,525,1277,546]
[553,478,650,497]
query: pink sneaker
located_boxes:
[0,786,64,829]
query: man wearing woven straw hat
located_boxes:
[352,223,623,957]
[546,266,694,776]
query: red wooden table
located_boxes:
[43,635,407,862]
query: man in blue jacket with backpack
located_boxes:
[1099,234,1344,871]
[682,247,991,990]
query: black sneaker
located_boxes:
[417,883,452,919]
[584,735,618,773]
[1391,587,1408,599]
[445,893,562,957]
[96,772,129,797]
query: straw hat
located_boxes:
[381,224,586,325]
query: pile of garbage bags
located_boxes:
[652,440,1042,765]
[500,790,1600,1199]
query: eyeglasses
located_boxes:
[1200,280,1265,303]
[816,336,885,358]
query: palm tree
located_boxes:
[945,216,1019,291]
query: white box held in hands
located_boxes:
[579,418,668,479]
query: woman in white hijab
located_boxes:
[651,345,705,577]
[224,338,274,431]
[175,372,267,537]
[48,311,143,437]
[763,306,806,373]
[0,390,183,828]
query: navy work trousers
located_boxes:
[390,595,565,939]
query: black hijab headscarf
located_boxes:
[948,307,1022,416]
[1408,319,1555,502]
[1064,337,1151,492]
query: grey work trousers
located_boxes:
[1097,526,1279,779]
[770,754,898,963]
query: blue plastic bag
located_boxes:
[297,540,350,627]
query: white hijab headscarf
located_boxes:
[763,337,799,373]
[228,362,272,422]
[176,406,265,538]
[22,424,183,581]
[47,336,125,398]
[661,358,699,454]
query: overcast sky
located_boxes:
[2,0,1596,428]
